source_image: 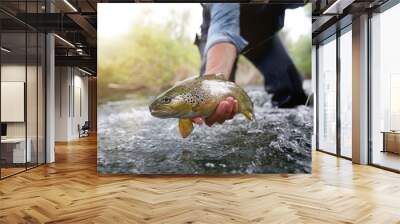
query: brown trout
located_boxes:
[149,73,254,138]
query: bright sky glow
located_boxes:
[283,7,311,41]
[98,3,310,41]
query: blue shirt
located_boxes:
[203,3,248,55]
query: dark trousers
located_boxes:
[239,34,307,107]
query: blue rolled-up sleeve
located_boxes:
[204,3,248,55]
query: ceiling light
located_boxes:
[323,0,340,14]
[1,47,11,53]
[322,0,354,15]
[63,0,78,12]
[54,34,75,48]
[78,67,93,76]
[76,48,85,55]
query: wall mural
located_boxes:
[97,3,313,174]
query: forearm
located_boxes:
[204,42,238,80]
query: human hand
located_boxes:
[192,97,238,127]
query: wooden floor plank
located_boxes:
[0,135,399,223]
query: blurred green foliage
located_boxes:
[98,21,200,103]
[282,4,312,80]
[285,34,312,80]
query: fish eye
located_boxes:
[160,97,171,104]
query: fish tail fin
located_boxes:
[179,119,193,138]
[236,94,254,122]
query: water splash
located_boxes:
[98,86,313,174]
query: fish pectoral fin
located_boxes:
[179,119,194,138]
[242,111,254,121]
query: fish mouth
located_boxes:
[149,105,173,118]
[150,109,169,118]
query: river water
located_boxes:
[97,85,313,174]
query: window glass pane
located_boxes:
[27,31,38,169]
[0,1,46,179]
[38,32,45,165]
[1,31,27,177]
[371,4,400,171]
[318,37,337,154]
[340,29,352,158]
[27,0,39,169]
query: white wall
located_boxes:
[55,67,69,141]
[55,67,89,141]
[72,73,89,137]
[1,65,37,138]
[1,65,26,137]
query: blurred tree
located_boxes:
[280,32,312,80]
[289,34,312,79]
[98,14,201,103]
[279,3,312,79]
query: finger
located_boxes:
[224,100,234,120]
[216,101,230,124]
[205,119,213,127]
[225,97,236,119]
[228,99,238,119]
[192,117,204,125]
[206,101,228,126]
[227,100,238,120]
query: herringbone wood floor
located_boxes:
[1,135,400,224]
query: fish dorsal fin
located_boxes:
[203,73,226,80]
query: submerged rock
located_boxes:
[97,86,313,174]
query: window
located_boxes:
[370,3,400,171]
[339,28,352,158]
[317,36,337,154]
[0,1,46,179]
